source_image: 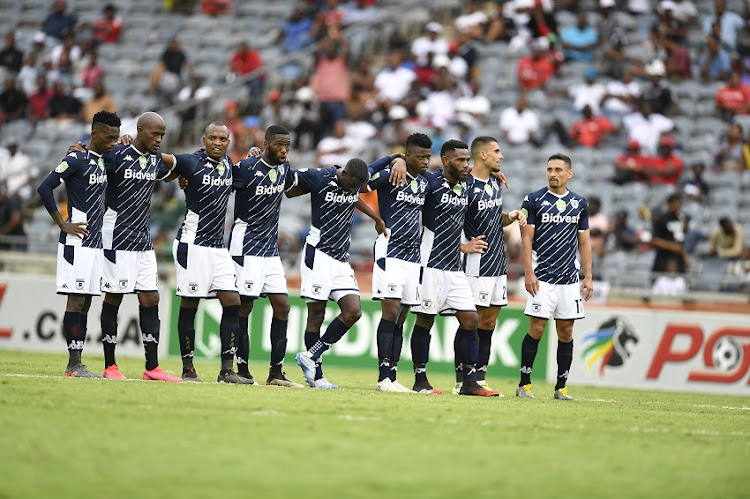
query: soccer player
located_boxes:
[37,110,121,378]
[170,121,250,384]
[292,157,398,389]
[364,132,432,392]
[229,125,303,387]
[457,136,526,395]
[410,139,500,396]
[517,153,593,400]
[97,112,182,382]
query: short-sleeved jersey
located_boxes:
[51,150,107,248]
[463,174,507,277]
[521,187,589,285]
[102,144,173,251]
[368,168,427,263]
[231,157,294,257]
[292,166,361,262]
[420,170,468,272]
[173,151,233,248]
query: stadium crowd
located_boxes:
[0,0,749,292]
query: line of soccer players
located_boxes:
[38,111,593,399]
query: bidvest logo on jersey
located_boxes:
[477,198,502,211]
[255,184,284,195]
[202,175,232,186]
[541,212,580,224]
[440,192,468,206]
[396,190,425,205]
[89,172,107,184]
[124,168,157,180]
[324,191,359,203]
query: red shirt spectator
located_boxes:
[230,42,263,76]
[568,108,616,147]
[643,136,683,185]
[663,38,692,80]
[517,42,555,90]
[92,5,122,43]
[716,72,750,116]
[614,139,648,183]
[201,0,231,16]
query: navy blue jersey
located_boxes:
[292,166,361,262]
[49,150,107,248]
[368,168,427,263]
[102,144,173,251]
[463,174,507,277]
[420,170,468,272]
[521,187,589,285]
[173,151,233,248]
[230,157,294,257]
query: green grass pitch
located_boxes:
[0,350,748,499]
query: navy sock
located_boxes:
[459,328,479,384]
[270,318,288,368]
[376,319,395,381]
[178,307,197,368]
[80,314,88,340]
[305,331,324,379]
[453,328,462,382]
[556,340,574,390]
[411,324,431,383]
[101,302,118,368]
[220,305,240,370]
[520,333,540,386]
[309,317,350,360]
[389,324,403,381]
[477,328,493,382]
[63,311,84,364]
[237,315,250,373]
[139,305,160,371]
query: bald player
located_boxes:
[97,112,182,382]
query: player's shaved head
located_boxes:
[470,136,498,158]
[137,111,165,129]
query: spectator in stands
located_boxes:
[0,138,37,203]
[288,86,320,149]
[310,26,350,138]
[662,36,692,80]
[699,36,732,82]
[568,104,617,148]
[569,67,607,114]
[17,55,38,97]
[379,105,410,150]
[420,59,456,129]
[92,4,122,44]
[455,0,489,41]
[642,135,683,185]
[42,0,78,42]
[623,101,675,154]
[613,139,647,184]
[517,38,555,91]
[350,57,375,94]
[610,210,640,252]
[499,93,540,146]
[602,70,640,115]
[411,22,448,68]
[656,1,687,43]
[661,0,698,26]
[222,99,249,158]
[201,0,231,16]
[641,60,675,115]
[0,32,23,73]
[713,122,744,171]
[316,119,359,167]
[229,41,264,114]
[484,1,513,43]
[681,162,710,202]
[454,30,479,76]
[0,75,27,124]
[0,184,25,251]
[148,37,192,105]
[374,49,416,105]
[707,216,744,259]
[651,258,688,295]
[560,12,597,62]
[281,8,315,53]
[703,0,744,52]
[50,32,81,79]
[649,193,690,274]
[454,80,490,123]
[28,75,52,123]
[716,72,750,120]
[588,196,611,257]
[82,79,116,123]
[77,51,104,89]
[44,80,83,121]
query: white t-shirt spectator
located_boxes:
[411,36,449,67]
[500,106,540,145]
[623,111,674,154]
[455,10,489,33]
[570,82,607,114]
[604,80,640,114]
[374,66,416,103]
[652,275,688,295]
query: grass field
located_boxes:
[1,350,748,499]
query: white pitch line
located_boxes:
[578,398,618,403]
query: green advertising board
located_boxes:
[168,294,547,379]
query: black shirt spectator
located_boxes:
[0,76,28,122]
[0,186,25,250]
[45,82,82,120]
[0,33,23,73]
[651,194,689,274]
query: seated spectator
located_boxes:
[610,210,640,252]
[588,196,611,257]
[28,75,52,123]
[613,139,648,184]
[499,93,540,146]
[317,119,362,167]
[49,32,81,79]
[77,51,104,89]
[149,37,192,105]
[716,72,750,120]
[656,1,687,43]
[0,185,25,250]
[569,67,607,114]
[568,104,617,148]
[0,32,23,73]
[681,162,710,202]
[0,75,27,123]
[602,70,640,115]
[44,80,83,121]
[623,101,675,154]
[517,38,555,91]
[288,86,321,149]
[222,100,249,158]
[455,0,489,40]
[641,59,675,116]
[702,0,743,52]
[560,12,597,62]
[82,79,116,123]
[17,55,38,96]
[0,139,37,202]
[707,217,744,259]
[411,22,448,68]
[484,1,513,43]
[454,80,490,123]
[201,0,231,16]
[642,135,683,185]
[713,123,744,171]
[374,50,416,105]
[380,105,411,150]
[280,8,315,53]
[42,0,78,41]
[651,257,688,295]
[229,41,264,113]
[92,4,122,44]
[661,0,698,26]
[699,36,731,82]
[662,36,692,81]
